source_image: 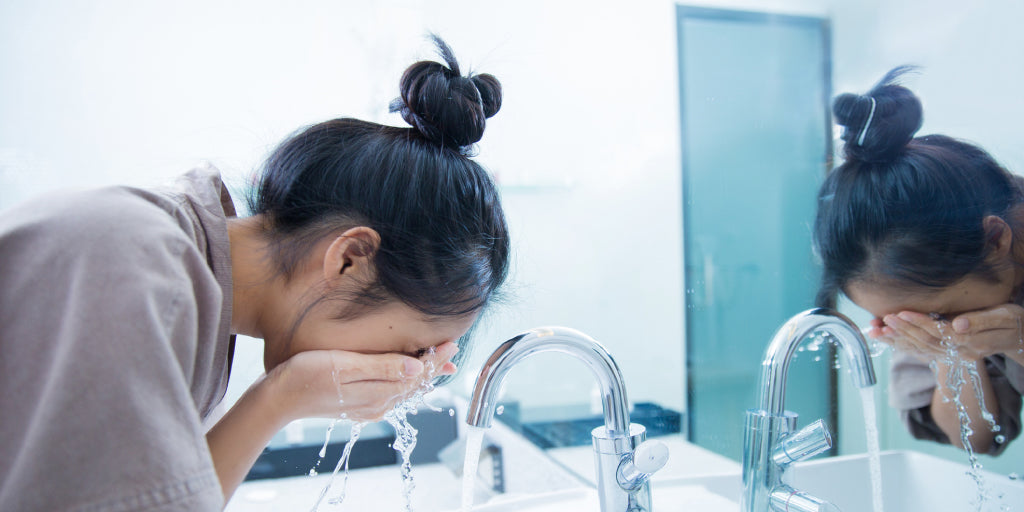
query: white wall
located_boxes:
[0,0,712,416]
[828,0,1024,475]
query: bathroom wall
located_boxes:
[0,0,828,422]
[0,0,686,415]
[828,0,1024,476]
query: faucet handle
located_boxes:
[633,440,669,473]
[769,485,841,512]
[616,439,669,491]
[772,419,832,467]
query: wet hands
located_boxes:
[867,303,1024,361]
[267,341,459,423]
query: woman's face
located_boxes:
[262,298,477,373]
[846,273,1016,323]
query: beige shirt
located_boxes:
[0,166,235,511]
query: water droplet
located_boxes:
[868,339,889,357]
[449,408,456,417]
[496,405,505,415]
[1009,472,1020,481]
[995,434,1006,444]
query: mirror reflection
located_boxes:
[1,1,1021,511]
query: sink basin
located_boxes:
[660,449,1024,511]
[462,450,1024,511]
[457,483,739,511]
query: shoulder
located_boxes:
[0,183,220,339]
[1,183,199,271]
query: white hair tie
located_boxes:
[857,97,877,146]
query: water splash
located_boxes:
[933,319,993,510]
[310,348,444,511]
[310,422,366,511]
[860,387,885,512]
[309,419,340,477]
[859,326,890,357]
[381,352,443,512]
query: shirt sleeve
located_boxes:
[0,188,225,511]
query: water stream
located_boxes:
[309,419,340,477]
[934,319,997,511]
[459,425,487,512]
[859,386,884,512]
[381,355,444,512]
[310,422,366,511]
[308,350,442,511]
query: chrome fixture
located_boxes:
[467,327,669,512]
[742,308,877,512]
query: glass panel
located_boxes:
[678,8,832,460]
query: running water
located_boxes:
[382,352,444,512]
[859,386,885,512]
[934,318,994,510]
[310,422,367,511]
[310,348,443,511]
[309,419,340,477]
[460,426,487,512]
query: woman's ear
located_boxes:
[983,215,1013,259]
[322,227,381,284]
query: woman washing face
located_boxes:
[813,67,1024,456]
[0,36,509,511]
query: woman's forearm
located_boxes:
[205,374,291,504]
[929,358,999,453]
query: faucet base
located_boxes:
[741,409,797,511]
[592,423,653,512]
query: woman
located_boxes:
[813,67,1024,456]
[0,36,509,510]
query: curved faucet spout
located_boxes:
[758,308,877,417]
[743,308,879,512]
[465,326,631,436]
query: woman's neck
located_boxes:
[227,215,280,338]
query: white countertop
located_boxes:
[545,433,741,485]
[227,462,491,512]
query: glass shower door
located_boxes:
[677,7,833,460]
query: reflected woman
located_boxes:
[813,67,1024,455]
[0,36,509,510]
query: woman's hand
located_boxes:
[866,312,952,358]
[266,341,459,422]
[866,306,1015,454]
[207,341,459,502]
[948,304,1024,363]
[867,304,1024,361]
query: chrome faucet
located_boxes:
[742,308,877,512]
[466,327,668,512]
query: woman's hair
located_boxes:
[813,66,1021,308]
[247,35,509,328]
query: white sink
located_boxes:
[462,450,1024,511]
[659,450,1024,512]
[458,483,739,511]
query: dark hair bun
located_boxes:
[834,66,923,163]
[390,35,502,151]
